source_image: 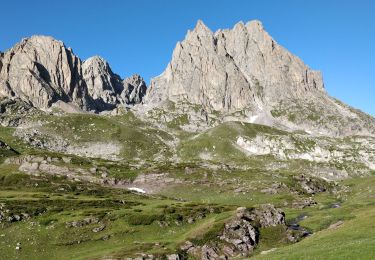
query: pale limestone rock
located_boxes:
[0,52,3,73]
[146,20,325,112]
[0,36,147,112]
[145,20,375,137]
[0,36,89,110]
[82,56,123,110]
[121,74,147,105]
[82,57,146,109]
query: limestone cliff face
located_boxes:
[146,20,325,112]
[0,52,3,74]
[0,36,89,110]
[82,56,123,110]
[0,36,146,112]
[145,20,375,136]
[121,74,147,105]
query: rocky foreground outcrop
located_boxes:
[0,36,146,112]
[178,204,306,259]
[0,140,18,158]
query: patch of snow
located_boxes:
[128,187,146,193]
[249,115,258,123]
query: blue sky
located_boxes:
[1,0,374,115]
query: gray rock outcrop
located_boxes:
[182,204,287,259]
[82,56,123,110]
[145,20,375,136]
[0,25,373,136]
[0,52,3,72]
[0,36,146,112]
[121,74,147,105]
[146,20,324,112]
[0,36,89,110]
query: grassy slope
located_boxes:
[254,207,375,260]
[0,163,233,260]
[0,112,374,259]
[30,112,174,161]
[254,175,375,259]
[178,121,286,163]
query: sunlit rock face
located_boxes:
[146,20,324,112]
[0,35,89,109]
[0,36,146,112]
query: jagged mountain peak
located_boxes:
[0,34,88,109]
[82,55,117,81]
[84,55,108,65]
[145,19,374,137]
[0,35,146,112]
[147,19,325,110]
[16,35,76,57]
[192,19,212,34]
[245,19,264,29]
[20,35,64,46]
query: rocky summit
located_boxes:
[147,20,325,110]
[146,20,374,137]
[0,20,374,260]
[1,22,374,136]
[0,36,146,112]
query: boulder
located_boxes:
[182,204,288,259]
[201,245,220,260]
[220,217,257,253]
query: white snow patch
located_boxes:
[128,187,146,193]
[249,115,258,123]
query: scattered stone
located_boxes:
[294,174,326,194]
[201,245,219,260]
[101,235,111,241]
[92,225,106,233]
[292,197,317,209]
[167,254,180,260]
[180,241,194,251]
[62,157,72,163]
[328,221,344,229]
[330,203,341,208]
[66,217,99,228]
